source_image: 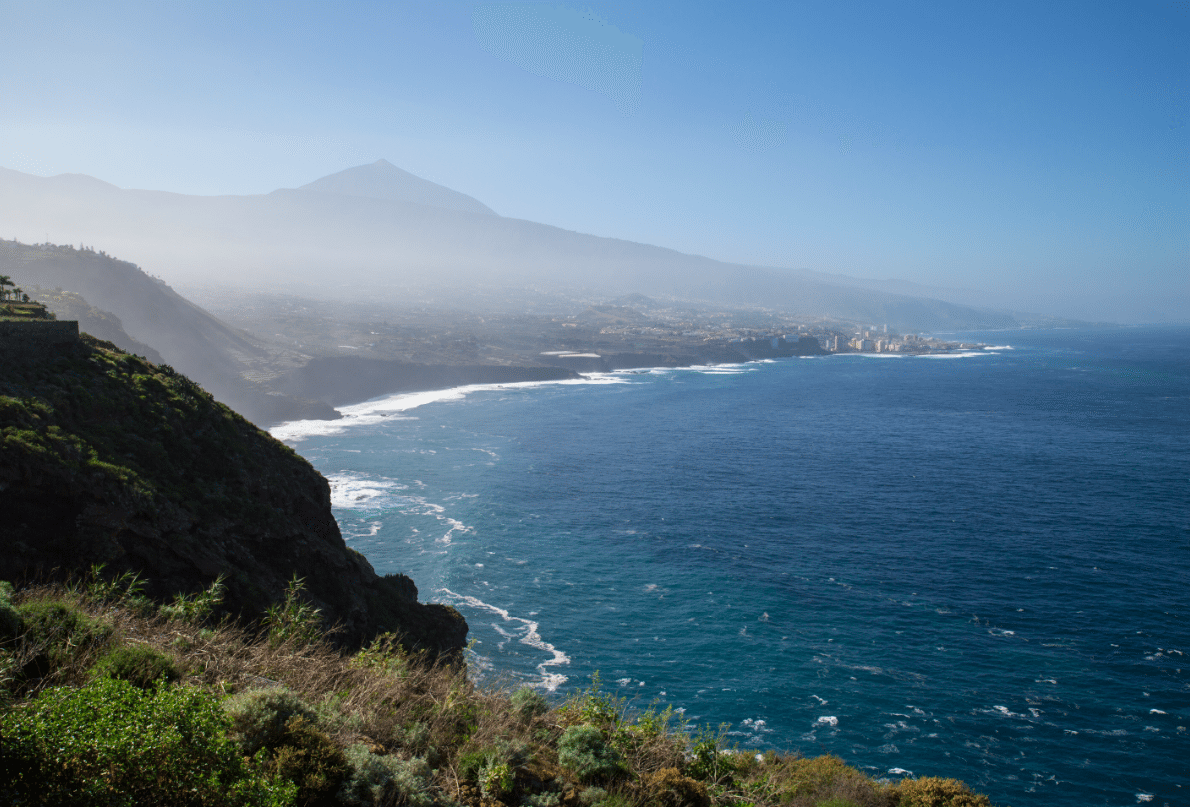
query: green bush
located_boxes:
[0,584,20,644]
[264,715,351,807]
[0,677,295,806]
[91,645,181,689]
[557,725,623,783]
[511,686,549,721]
[15,599,113,681]
[224,687,318,755]
[338,744,434,807]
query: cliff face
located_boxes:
[0,334,466,654]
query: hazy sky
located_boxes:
[1,1,1186,321]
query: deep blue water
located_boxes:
[273,327,1190,807]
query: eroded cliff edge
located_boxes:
[0,333,466,655]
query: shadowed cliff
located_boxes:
[0,333,467,655]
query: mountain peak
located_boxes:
[298,160,496,216]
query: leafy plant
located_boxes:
[685,723,733,783]
[351,631,411,678]
[558,672,626,730]
[480,759,515,799]
[0,677,295,806]
[557,725,624,783]
[75,564,148,607]
[160,576,226,625]
[263,576,324,648]
[91,645,181,689]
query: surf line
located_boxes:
[439,588,570,691]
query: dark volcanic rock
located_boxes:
[0,335,466,655]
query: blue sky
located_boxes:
[1,0,1186,321]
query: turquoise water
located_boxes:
[273,327,1190,807]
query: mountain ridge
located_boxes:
[0,164,1021,332]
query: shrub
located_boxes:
[265,715,351,807]
[17,599,111,649]
[91,645,181,689]
[225,687,318,755]
[339,744,434,807]
[558,725,623,783]
[0,589,20,644]
[641,767,710,807]
[890,776,991,807]
[523,793,561,807]
[578,786,608,806]
[511,686,549,722]
[15,599,113,682]
[0,677,295,806]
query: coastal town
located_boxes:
[195,288,986,374]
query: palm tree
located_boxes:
[0,274,13,302]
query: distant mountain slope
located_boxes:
[298,158,497,215]
[0,240,335,426]
[0,164,1016,332]
[25,287,164,364]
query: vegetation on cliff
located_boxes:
[0,577,996,807]
[0,334,464,653]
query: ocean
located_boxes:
[271,326,1190,807]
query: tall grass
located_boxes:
[0,579,995,807]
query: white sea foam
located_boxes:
[270,374,629,443]
[816,716,839,727]
[439,588,570,690]
[888,768,913,776]
[326,473,404,509]
[983,345,1014,350]
[917,351,993,359]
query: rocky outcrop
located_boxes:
[0,335,466,655]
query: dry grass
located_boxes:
[1,582,999,807]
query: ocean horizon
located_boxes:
[273,325,1189,807]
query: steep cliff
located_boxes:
[0,333,466,654]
